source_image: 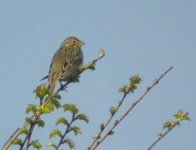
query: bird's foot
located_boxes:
[60,82,67,92]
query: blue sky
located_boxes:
[0,0,195,150]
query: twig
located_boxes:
[56,114,76,150]
[24,122,37,150]
[3,52,104,149]
[88,92,129,149]
[20,116,39,150]
[56,54,104,94]
[92,66,173,150]
[147,112,189,150]
[2,128,22,150]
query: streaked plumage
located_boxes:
[47,36,84,93]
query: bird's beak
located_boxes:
[79,41,85,47]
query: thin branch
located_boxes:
[3,51,104,149]
[56,54,104,94]
[2,128,22,150]
[56,114,76,150]
[20,116,39,150]
[147,112,189,150]
[24,122,37,150]
[92,66,173,150]
[88,92,129,149]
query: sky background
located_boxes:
[0,0,195,150]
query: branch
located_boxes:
[20,116,39,150]
[147,112,189,150]
[3,50,105,150]
[2,128,22,150]
[55,50,105,94]
[92,66,173,150]
[56,114,76,150]
[88,92,129,149]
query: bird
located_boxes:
[42,36,85,93]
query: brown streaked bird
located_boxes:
[42,36,85,93]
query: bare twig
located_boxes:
[92,66,173,150]
[88,92,129,149]
[2,128,22,150]
[147,112,189,150]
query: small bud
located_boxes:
[99,50,105,58]
[100,123,105,131]
[79,65,86,73]
[88,63,95,70]
[93,133,100,139]
[109,106,117,116]
[108,130,114,135]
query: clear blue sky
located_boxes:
[0,0,195,150]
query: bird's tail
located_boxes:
[40,75,49,81]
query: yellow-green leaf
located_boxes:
[75,114,89,123]
[50,129,62,138]
[63,104,78,114]
[56,117,69,126]
[30,140,42,149]
[69,126,81,135]
[163,120,175,129]
[62,138,76,149]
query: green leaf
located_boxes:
[19,128,29,135]
[34,84,48,99]
[41,102,54,114]
[49,97,61,108]
[69,126,81,135]
[174,110,184,121]
[47,142,57,148]
[11,138,22,145]
[36,119,45,127]
[50,129,62,138]
[163,120,175,129]
[109,106,117,116]
[56,117,69,126]
[126,83,136,93]
[26,104,37,114]
[75,114,89,123]
[130,75,142,84]
[118,86,126,93]
[53,93,61,99]
[79,65,87,73]
[62,138,76,149]
[184,116,191,121]
[25,117,32,125]
[30,140,42,149]
[63,104,79,114]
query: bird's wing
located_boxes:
[59,52,75,80]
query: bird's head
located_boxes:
[62,36,85,48]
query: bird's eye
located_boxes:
[72,40,76,44]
